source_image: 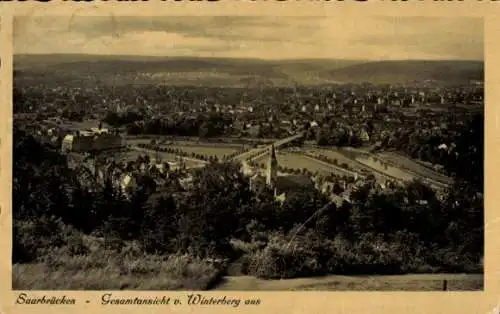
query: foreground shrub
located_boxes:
[13,216,67,263]
[13,224,224,290]
[242,229,446,279]
[245,232,324,279]
[426,246,482,273]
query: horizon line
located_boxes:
[13,53,484,63]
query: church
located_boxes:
[244,144,315,201]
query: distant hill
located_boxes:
[321,60,484,85]
[14,54,483,87]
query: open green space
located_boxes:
[253,152,344,175]
[376,152,452,185]
[159,145,240,159]
[355,156,416,182]
[115,150,203,168]
[13,240,221,290]
[305,148,371,171]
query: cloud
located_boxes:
[348,17,484,60]
[13,15,483,60]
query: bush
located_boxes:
[13,222,225,290]
[347,234,406,274]
[246,232,324,279]
[13,216,67,263]
[60,228,90,256]
[242,229,441,278]
[426,247,481,273]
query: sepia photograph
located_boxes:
[11,15,484,291]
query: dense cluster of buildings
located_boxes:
[15,81,484,141]
[14,79,477,208]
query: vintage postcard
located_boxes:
[0,3,498,314]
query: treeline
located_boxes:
[379,112,483,188]
[306,123,368,148]
[104,111,233,138]
[136,143,244,162]
[104,110,290,139]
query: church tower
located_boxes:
[266,144,278,193]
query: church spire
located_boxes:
[266,144,278,192]
[270,144,277,162]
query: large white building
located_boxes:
[62,128,125,153]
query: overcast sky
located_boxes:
[14,16,483,61]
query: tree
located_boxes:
[141,195,178,253]
[175,161,255,257]
[315,128,329,146]
[447,113,483,189]
[13,128,72,220]
[279,188,329,233]
[333,182,344,194]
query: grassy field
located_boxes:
[14,262,481,291]
[13,253,221,290]
[112,150,148,163]
[161,145,240,159]
[305,148,371,172]
[126,135,276,146]
[126,138,154,147]
[12,229,223,290]
[355,156,416,182]
[126,137,243,159]
[376,152,453,185]
[57,119,111,131]
[264,147,424,181]
[115,150,204,168]
[215,274,483,291]
[253,152,346,175]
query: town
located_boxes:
[11,14,484,290]
[15,76,482,204]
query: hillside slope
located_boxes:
[322,60,483,84]
[14,54,483,87]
